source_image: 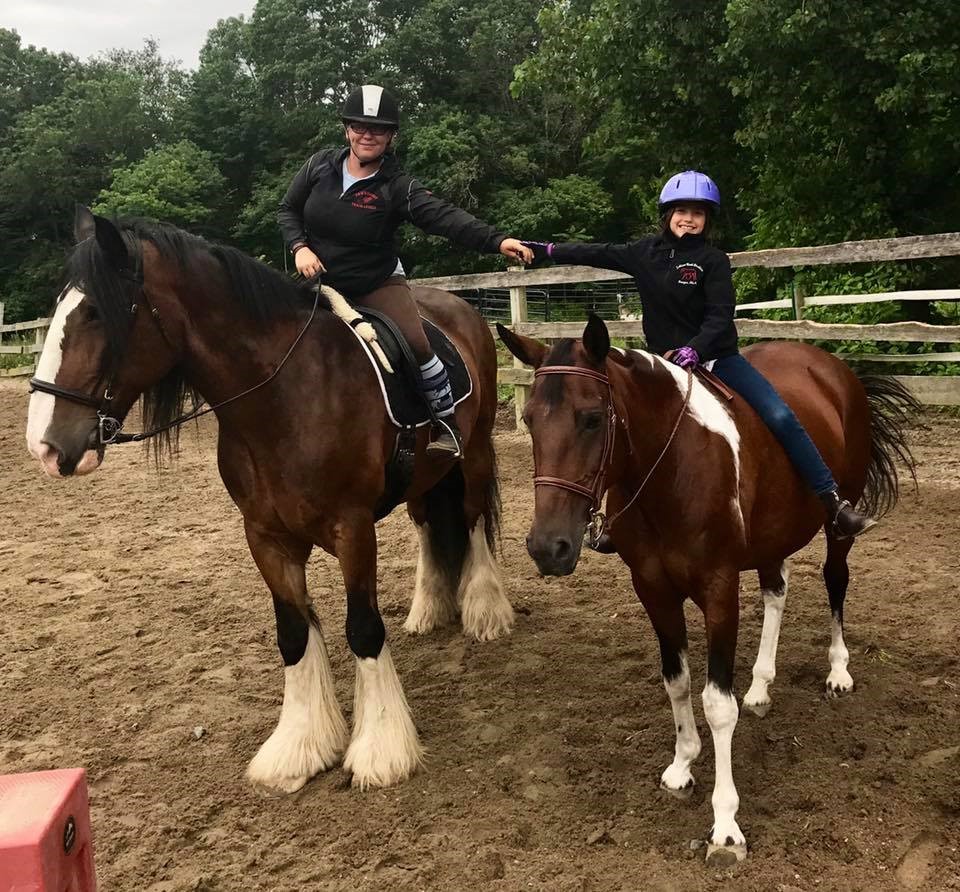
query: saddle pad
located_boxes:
[344,310,473,429]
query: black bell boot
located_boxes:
[426,415,463,459]
[819,490,878,539]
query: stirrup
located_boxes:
[830,499,878,540]
[426,417,463,459]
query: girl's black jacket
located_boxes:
[278,147,506,300]
[550,231,738,361]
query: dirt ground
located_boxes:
[1,378,958,891]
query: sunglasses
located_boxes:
[347,122,394,137]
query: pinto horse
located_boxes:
[498,315,917,865]
[25,207,514,793]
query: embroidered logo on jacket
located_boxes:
[350,189,381,210]
[676,262,703,286]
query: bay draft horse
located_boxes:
[25,207,515,793]
[498,315,917,865]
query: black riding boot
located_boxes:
[426,415,463,459]
[819,490,877,539]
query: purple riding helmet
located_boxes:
[658,170,721,210]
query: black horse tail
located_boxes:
[423,430,501,590]
[859,375,921,517]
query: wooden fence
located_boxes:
[409,232,960,426]
[4,232,959,415]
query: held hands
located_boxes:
[499,238,534,265]
[519,241,554,264]
[668,346,700,369]
[294,246,326,279]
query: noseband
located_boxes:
[532,362,694,546]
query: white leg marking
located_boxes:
[247,624,348,793]
[702,682,746,855]
[26,287,85,471]
[343,643,424,789]
[404,523,459,634]
[744,564,790,716]
[458,516,514,642]
[660,654,702,794]
[826,614,854,694]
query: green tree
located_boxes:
[93,140,228,233]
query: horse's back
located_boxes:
[739,340,871,492]
[411,285,497,370]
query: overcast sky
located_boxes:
[4,0,258,69]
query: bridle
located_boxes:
[532,362,694,546]
[29,267,320,446]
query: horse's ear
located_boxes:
[74,204,95,243]
[496,322,547,368]
[582,313,610,365]
[93,214,130,270]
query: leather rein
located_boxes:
[29,270,320,446]
[532,363,694,546]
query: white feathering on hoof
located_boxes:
[321,284,394,373]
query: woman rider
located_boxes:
[279,84,532,457]
[521,170,876,540]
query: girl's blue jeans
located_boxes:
[711,353,836,495]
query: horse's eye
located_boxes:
[84,303,100,322]
[582,412,603,432]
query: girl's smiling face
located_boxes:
[668,203,708,238]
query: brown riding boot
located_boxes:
[819,490,877,539]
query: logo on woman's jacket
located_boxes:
[676,262,703,286]
[351,189,381,210]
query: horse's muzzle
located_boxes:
[526,527,584,576]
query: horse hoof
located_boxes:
[659,778,696,801]
[743,698,771,718]
[705,842,747,867]
[247,773,309,796]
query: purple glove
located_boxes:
[519,241,554,263]
[669,346,700,369]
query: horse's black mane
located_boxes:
[63,217,317,462]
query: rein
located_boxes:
[29,277,321,446]
[532,363,694,546]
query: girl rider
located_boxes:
[521,170,877,540]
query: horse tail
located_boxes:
[859,374,921,517]
[480,435,502,552]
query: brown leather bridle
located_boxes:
[531,362,694,546]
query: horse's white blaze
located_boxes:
[744,563,790,714]
[246,624,347,793]
[404,523,458,634]
[343,644,424,789]
[826,614,854,692]
[458,516,514,642]
[26,287,85,462]
[702,682,745,847]
[660,654,702,791]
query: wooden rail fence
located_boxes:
[3,233,959,415]
[407,232,960,426]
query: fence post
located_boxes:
[791,280,806,320]
[509,268,529,431]
[33,322,46,375]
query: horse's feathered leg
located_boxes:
[244,526,347,793]
[824,533,856,696]
[743,561,790,717]
[701,572,748,866]
[338,511,424,789]
[457,418,513,642]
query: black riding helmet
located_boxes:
[341,85,400,128]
